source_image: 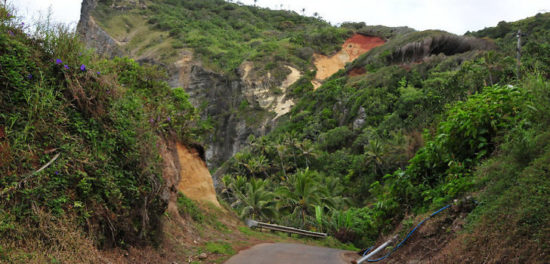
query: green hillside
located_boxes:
[219,12,550,261]
[2,0,550,262]
[0,6,198,259]
[92,0,351,76]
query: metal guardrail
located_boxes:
[246,219,327,238]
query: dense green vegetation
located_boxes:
[2,0,549,261]
[220,11,550,258]
[94,0,352,77]
[0,7,197,256]
[469,13,550,78]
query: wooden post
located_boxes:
[516,29,522,79]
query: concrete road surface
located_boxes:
[224,243,358,264]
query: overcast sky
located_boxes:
[10,0,550,34]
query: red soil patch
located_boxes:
[348,67,367,77]
[342,34,386,58]
[313,34,385,88]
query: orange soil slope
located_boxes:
[176,143,221,207]
[313,34,385,88]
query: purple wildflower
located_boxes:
[21,22,24,26]
[64,65,69,70]
[27,74,32,80]
[7,30,14,36]
[55,59,62,65]
[167,117,171,122]
[6,13,11,18]
[55,171,59,175]
[80,64,86,71]
[97,71,101,75]
[149,118,155,123]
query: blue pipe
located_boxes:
[363,204,452,262]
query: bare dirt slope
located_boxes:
[274,66,301,119]
[176,143,221,207]
[313,34,385,89]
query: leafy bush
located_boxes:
[318,126,354,151]
[177,192,204,222]
[0,9,197,248]
[95,0,351,76]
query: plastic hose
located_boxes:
[363,204,452,262]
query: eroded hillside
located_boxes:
[313,34,386,88]
[78,0,402,168]
[0,6,355,263]
[219,12,550,263]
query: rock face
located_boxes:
[77,1,301,171]
[175,63,299,169]
[77,0,121,57]
[387,34,494,64]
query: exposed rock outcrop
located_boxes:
[77,0,122,57]
[387,34,493,64]
[175,62,298,169]
[159,138,185,221]
[77,2,301,170]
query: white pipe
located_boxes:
[353,235,398,264]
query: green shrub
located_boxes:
[318,126,354,151]
[0,11,197,247]
[176,192,204,222]
[204,242,235,255]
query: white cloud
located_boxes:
[10,0,550,34]
[11,0,82,27]
[239,0,549,34]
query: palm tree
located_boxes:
[233,152,253,176]
[296,139,318,167]
[275,143,288,180]
[222,175,248,207]
[318,176,349,209]
[301,8,306,15]
[235,178,277,220]
[364,139,386,176]
[253,0,257,7]
[248,135,271,157]
[283,132,300,166]
[244,155,271,178]
[276,169,322,228]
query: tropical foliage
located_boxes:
[0,8,196,251]
[220,11,550,256]
[93,0,351,77]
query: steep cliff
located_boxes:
[170,61,298,169]
[77,0,121,57]
[77,0,340,169]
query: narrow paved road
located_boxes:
[224,243,357,264]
